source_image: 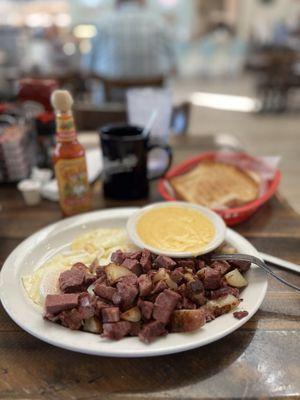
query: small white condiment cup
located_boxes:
[31,167,52,185]
[126,201,226,258]
[17,179,41,206]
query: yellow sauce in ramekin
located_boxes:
[136,206,216,253]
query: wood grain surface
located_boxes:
[0,136,299,400]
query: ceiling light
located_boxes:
[73,24,97,39]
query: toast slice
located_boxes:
[170,160,260,209]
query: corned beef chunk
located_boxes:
[201,267,222,290]
[153,289,181,324]
[113,280,138,309]
[155,255,177,269]
[45,293,80,314]
[186,279,206,305]
[128,251,142,260]
[95,266,106,280]
[180,297,197,310]
[102,321,131,340]
[177,283,187,296]
[93,299,111,316]
[118,275,138,286]
[85,271,97,286]
[233,310,249,319]
[93,283,117,301]
[77,293,95,319]
[59,268,85,293]
[138,299,154,320]
[170,268,184,284]
[186,279,204,294]
[138,274,152,297]
[59,308,82,330]
[129,322,141,336]
[71,263,97,286]
[121,258,142,275]
[78,306,94,320]
[210,286,240,300]
[228,260,251,273]
[139,321,167,343]
[101,307,120,323]
[72,262,89,272]
[176,259,195,270]
[111,250,126,265]
[44,312,59,322]
[151,280,168,294]
[192,292,206,306]
[112,292,122,306]
[94,274,107,285]
[210,260,232,276]
[140,249,152,272]
[197,260,206,270]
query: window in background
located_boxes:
[79,0,106,6]
[158,0,179,9]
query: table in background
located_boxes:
[0,135,299,400]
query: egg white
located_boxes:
[22,228,136,306]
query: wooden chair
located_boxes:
[74,102,127,131]
[254,46,300,112]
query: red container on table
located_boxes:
[18,79,58,111]
[158,152,281,226]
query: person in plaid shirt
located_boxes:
[87,0,176,79]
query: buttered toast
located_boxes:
[170,160,260,209]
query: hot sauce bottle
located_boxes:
[51,90,91,216]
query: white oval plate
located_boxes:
[0,208,267,358]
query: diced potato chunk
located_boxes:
[153,268,169,283]
[207,294,240,317]
[225,268,248,288]
[196,269,205,279]
[121,306,141,322]
[184,272,194,282]
[153,268,178,290]
[83,317,102,333]
[165,276,178,290]
[104,263,134,284]
[171,309,206,333]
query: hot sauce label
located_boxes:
[56,114,76,142]
[54,157,91,215]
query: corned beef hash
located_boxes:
[23,229,250,343]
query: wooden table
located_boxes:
[0,136,299,400]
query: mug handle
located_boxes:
[147,141,172,181]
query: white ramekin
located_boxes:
[126,201,226,258]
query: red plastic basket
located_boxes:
[158,152,281,226]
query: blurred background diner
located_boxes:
[0,0,299,211]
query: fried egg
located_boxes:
[22,228,136,306]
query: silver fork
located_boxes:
[211,253,300,292]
